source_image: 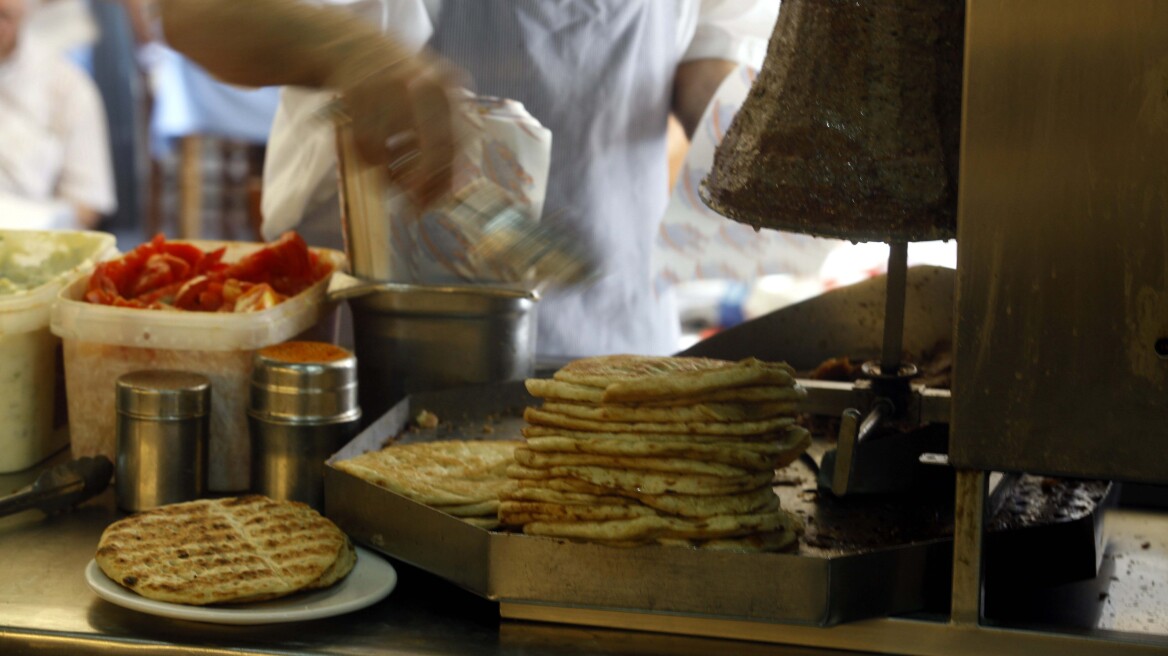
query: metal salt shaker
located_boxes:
[248,341,361,510]
[115,370,210,512]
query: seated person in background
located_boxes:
[0,0,115,230]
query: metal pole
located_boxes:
[881,242,909,375]
[951,469,989,626]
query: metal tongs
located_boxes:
[0,456,113,518]
[331,102,598,288]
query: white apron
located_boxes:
[428,0,681,358]
[0,41,66,203]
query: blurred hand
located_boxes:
[331,45,464,209]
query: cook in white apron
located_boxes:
[266,0,682,359]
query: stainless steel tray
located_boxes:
[325,382,956,627]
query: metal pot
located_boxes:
[331,279,538,425]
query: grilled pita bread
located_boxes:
[522,426,810,469]
[551,355,796,402]
[499,500,660,525]
[461,516,502,530]
[514,446,759,476]
[539,401,799,423]
[522,424,787,444]
[526,378,806,405]
[510,355,805,551]
[506,463,774,496]
[304,536,357,591]
[432,499,501,517]
[334,440,519,506]
[523,407,796,436]
[521,508,802,542]
[95,496,353,606]
[504,484,781,519]
[502,486,636,506]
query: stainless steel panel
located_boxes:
[952,0,1168,482]
[684,265,955,371]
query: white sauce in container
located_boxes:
[0,329,58,471]
[0,230,116,472]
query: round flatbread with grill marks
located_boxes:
[499,500,660,525]
[506,463,774,496]
[94,495,353,606]
[333,439,519,506]
[525,378,806,405]
[513,446,758,476]
[523,407,796,436]
[538,400,799,423]
[550,355,796,402]
[521,426,810,470]
[503,485,781,519]
[521,425,787,444]
[521,508,802,542]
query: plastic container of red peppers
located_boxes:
[51,232,345,492]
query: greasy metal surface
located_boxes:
[0,452,855,656]
[683,265,955,373]
[952,0,1168,483]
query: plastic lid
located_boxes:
[116,370,211,419]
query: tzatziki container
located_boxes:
[0,229,117,472]
[50,240,345,493]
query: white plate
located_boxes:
[85,545,396,625]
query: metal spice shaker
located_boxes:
[115,370,210,512]
[248,341,361,509]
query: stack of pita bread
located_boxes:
[503,355,810,551]
[95,495,355,605]
[333,440,519,529]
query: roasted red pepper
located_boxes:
[84,232,332,312]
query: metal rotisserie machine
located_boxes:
[694,0,1168,653]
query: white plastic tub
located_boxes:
[50,240,345,492]
[0,230,117,473]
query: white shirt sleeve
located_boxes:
[679,0,780,69]
[52,60,117,215]
[262,0,432,239]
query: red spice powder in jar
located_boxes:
[259,341,351,364]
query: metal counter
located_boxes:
[0,452,863,656]
[2,451,1166,655]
